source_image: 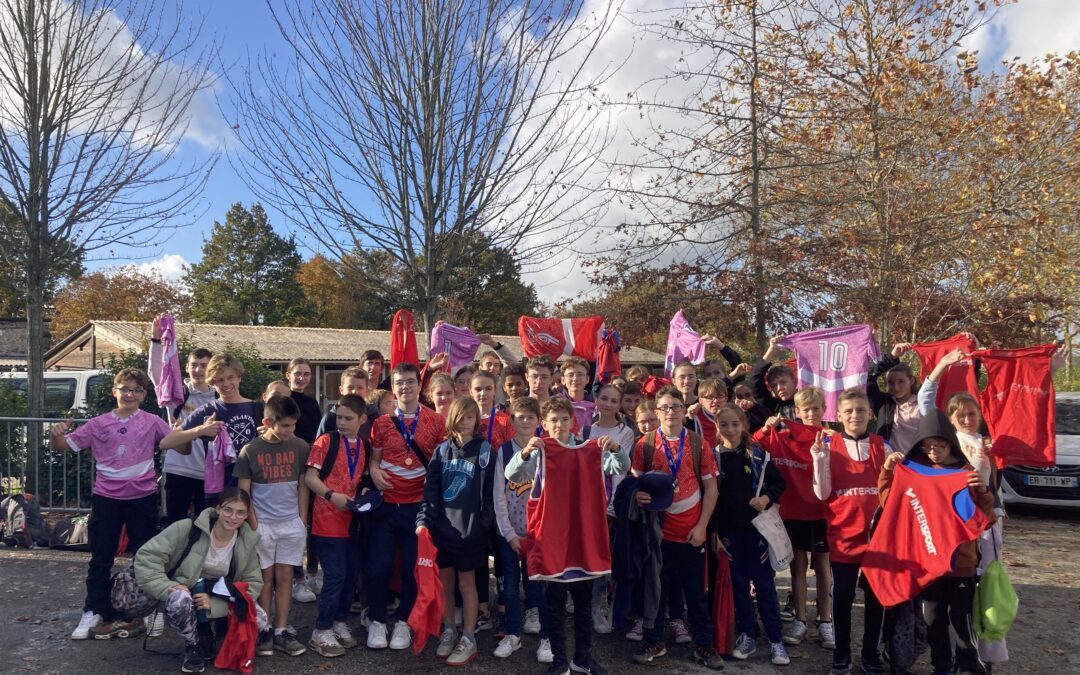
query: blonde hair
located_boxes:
[794,386,825,409]
[207,354,244,383]
[446,396,482,440]
[946,392,981,420]
[698,377,728,399]
[366,388,392,406]
[837,387,870,408]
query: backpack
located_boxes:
[49,516,90,551]
[317,431,372,481]
[973,559,1018,641]
[642,430,704,492]
[110,516,207,618]
[1,493,49,548]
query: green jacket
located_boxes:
[134,508,262,619]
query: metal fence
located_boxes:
[1,416,93,513]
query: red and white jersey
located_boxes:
[819,434,887,564]
[912,334,978,409]
[632,430,719,543]
[371,406,445,504]
[973,343,1058,468]
[753,420,824,521]
[517,315,604,361]
[481,410,515,450]
[780,324,880,421]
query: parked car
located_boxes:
[1000,395,1080,508]
[0,370,106,414]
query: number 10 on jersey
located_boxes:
[818,340,849,370]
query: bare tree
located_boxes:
[229,0,618,333]
[0,0,215,426]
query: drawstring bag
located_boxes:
[973,538,1018,642]
[749,451,793,571]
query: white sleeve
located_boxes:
[812,450,831,501]
[495,343,517,367]
[493,451,515,541]
[917,379,939,416]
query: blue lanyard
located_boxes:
[486,408,496,444]
[657,428,686,485]
[395,409,419,446]
[343,436,360,480]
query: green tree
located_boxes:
[186,204,309,326]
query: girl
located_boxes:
[626,365,650,384]
[367,389,395,417]
[867,343,922,453]
[416,397,495,666]
[878,410,995,675]
[263,380,291,401]
[713,404,790,666]
[134,488,264,674]
[427,372,456,418]
[453,365,476,398]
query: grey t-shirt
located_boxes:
[233,435,310,523]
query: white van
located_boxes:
[0,370,106,414]
[1000,394,1080,509]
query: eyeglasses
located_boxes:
[656,404,685,414]
[393,379,417,389]
[219,506,248,519]
[922,442,951,453]
[115,387,146,396]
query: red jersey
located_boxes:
[973,343,1057,468]
[372,406,445,504]
[863,461,991,607]
[753,421,824,521]
[307,433,366,538]
[821,434,887,564]
[482,411,514,449]
[912,334,978,409]
[526,438,611,581]
[632,429,719,542]
[692,409,718,452]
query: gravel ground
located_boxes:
[1,506,1077,674]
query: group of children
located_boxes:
[58,324,1011,675]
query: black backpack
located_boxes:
[1,492,49,548]
[49,515,90,551]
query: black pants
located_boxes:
[921,576,986,675]
[546,579,593,667]
[832,561,884,668]
[86,493,158,619]
[164,473,204,525]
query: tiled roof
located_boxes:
[82,321,666,365]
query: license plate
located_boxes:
[1024,475,1079,488]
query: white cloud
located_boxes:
[131,254,189,284]
[966,0,1080,66]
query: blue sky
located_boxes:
[94,0,1080,297]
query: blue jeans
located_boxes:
[721,527,783,643]
[497,537,548,638]
[366,502,420,624]
[644,540,713,647]
[314,535,359,630]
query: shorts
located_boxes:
[255,518,308,569]
[784,519,829,554]
[435,542,490,573]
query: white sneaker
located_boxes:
[144,611,164,637]
[389,620,412,650]
[332,621,357,649]
[292,578,316,603]
[436,627,457,659]
[71,611,101,640]
[494,634,521,658]
[366,620,388,649]
[523,607,541,635]
[309,628,345,658]
[537,638,554,663]
[592,605,612,634]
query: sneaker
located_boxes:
[692,646,726,670]
[332,621,358,649]
[447,635,478,666]
[780,593,795,622]
[632,643,667,665]
[592,605,612,634]
[537,638,554,663]
[436,628,457,659]
[145,611,165,637]
[90,618,145,640]
[625,618,644,641]
[771,642,791,666]
[309,628,345,658]
[256,629,274,657]
[366,620,388,649]
[831,657,853,675]
[274,629,307,656]
[783,619,807,645]
[570,656,608,674]
[292,578,316,603]
[543,662,570,675]
[494,634,521,658]
[182,643,206,673]
[309,569,324,595]
[670,619,692,644]
[71,611,101,640]
[732,633,757,660]
[523,607,542,635]
[818,621,836,650]
[389,620,412,650]
[476,611,494,632]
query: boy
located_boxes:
[234,394,311,657]
[52,368,185,640]
[755,387,835,650]
[506,398,627,675]
[316,366,370,436]
[305,394,370,657]
[500,363,528,410]
[526,355,556,404]
[366,363,445,650]
[671,360,700,409]
[493,397,552,663]
[811,388,887,675]
[619,381,643,424]
[560,355,596,429]
[361,350,389,390]
[630,387,724,670]
[687,377,728,450]
[750,336,797,420]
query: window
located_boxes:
[44,379,77,411]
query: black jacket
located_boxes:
[417,437,495,551]
[290,391,323,444]
[748,360,796,420]
[713,442,785,532]
[867,353,903,440]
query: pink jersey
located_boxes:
[780,324,880,421]
[429,322,483,370]
[153,314,185,411]
[66,409,172,499]
[664,310,707,377]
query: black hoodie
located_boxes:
[417,437,495,552]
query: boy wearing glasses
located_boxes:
[365,363,445,651]
[629,386,724,669]
[51,368,194,641]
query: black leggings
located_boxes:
[921,576,985,675]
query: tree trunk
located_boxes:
[25,232,45,478]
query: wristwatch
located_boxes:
[493,341,503,350]
[323,490,335,502]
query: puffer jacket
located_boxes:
[134,507,262,619]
